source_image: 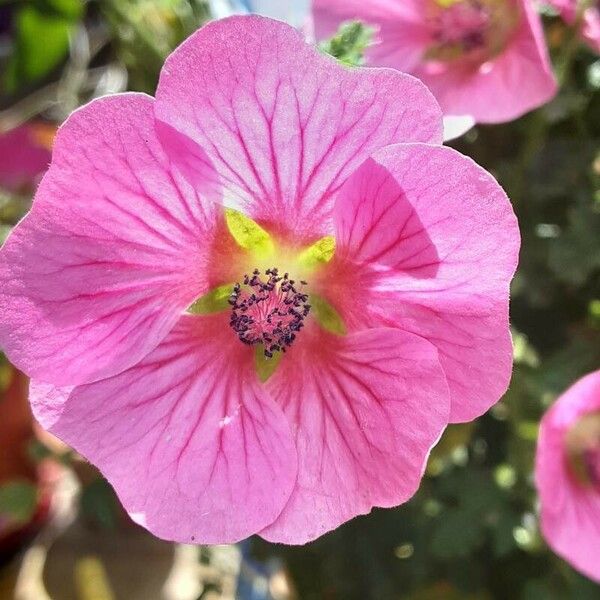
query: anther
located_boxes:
[229,268,311,358]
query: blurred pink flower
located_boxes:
[547,0,600,53]
[313,0,557,127]
[536,370,600,582]
[0,16,519,544]
[0,123,54,193]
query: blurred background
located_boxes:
[0,1,599,598]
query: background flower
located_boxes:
[536,370,600,583]
[0,123,53,194]
[313,0,557,132]
[546,0,600,53]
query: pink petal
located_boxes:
[30,314,297,544]
[0,94,228,386]
[536,371,600,583]
[154,15,442,240]
[582,6,600,53]
[260,324,449,544]
[324,144,519,423]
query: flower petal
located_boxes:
[536,371,600,583]
[326,144,519,423]
[260,324,449,544]
[154,15,442,239]
[30,314,297,544]
[0,93,229,386]
[582,7,600,54]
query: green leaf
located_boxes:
[310,294,346,336]
[225,208,274,258]
[491,509,520,558]
[188,283,234,315]
[589,299,600,328]
[430,508,485,559]
[549,206,600,286]
[0,355,13,393]
[516,420,540,441]
[254,346,283,383]
[27,439,74,466]
[80,478,119,530]
[27,440,53,464]
[522,579,555,600]
[297,236,336,269]
[45,0,85,20]
[0,481,38,525]
[320,21,375,67]
[4,4,80,93]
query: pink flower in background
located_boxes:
[0,16,519,544]
[547,0,600,53]
[0,123,54,193]
[536,370,600,582]
[313,0,557,131]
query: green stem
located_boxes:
[556,0,592,86]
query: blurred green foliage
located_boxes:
[0,481,37,526]
[100,0,210,91]
[2,0,84,93]
[319,21,375,66]
[79,477,121,530]
[0,3,599,599]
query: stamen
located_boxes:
[565,412,600,490]
[432,0,490,50]
[583,449,600,489]
[426,0,519,62]
[229,268,311,358]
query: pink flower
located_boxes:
[0,16,519,544]
[313,0,557,127]
[0,124,54,193]
[546,0,600,53]
[536,370,600,582]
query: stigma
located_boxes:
[229,268,311,358]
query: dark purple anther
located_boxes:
[229,267,311,358]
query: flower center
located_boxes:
[565,411,600,490]
[228,268,311,358]
[582,449,600,487]
[425,0,519,63]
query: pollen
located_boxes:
[229,268,311,358]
